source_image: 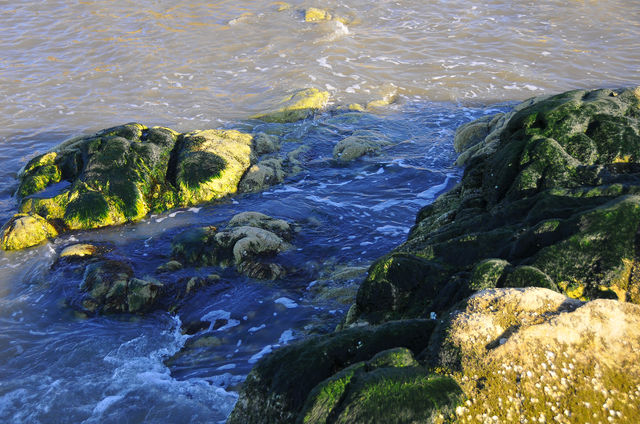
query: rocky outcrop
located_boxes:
[347,87,640,326]
[1,123,270,250]
[171,212,293,280]
[444,288,640,422]
[229,87,640,423]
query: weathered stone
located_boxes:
[444,288,640,422]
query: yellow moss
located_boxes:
[1,213,58,250]
[348,103,365,111]
[272,1,290,11]
[613,154,633,163]
[305,7,331,22]
[251,88,329,123]
[177,129,253,205]
[60,243,99,258]
[558,280,586,300]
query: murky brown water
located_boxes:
[1,0,639,140]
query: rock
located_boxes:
[347,87,640,326]
[171,226,220,266]
[78,259,163,314]
[332,130,392,162]
[227,211,292,240]
[156,260,183,273]
[252,88,329,123]
[171,213,292,279]
[443,288,640,422]
[305,7,332,22]
[174,129,253,206]
[0,213,58,250]
[238,158,285,193]
[298,348,461,424]
[252,132,281,156]
[59,243,101,259]
[227,319,438,424]
[4,123,256,249]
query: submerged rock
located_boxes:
[171,212,292,280]
[3,123,256,250]
[252,88,329,123]
[332,130,392,162]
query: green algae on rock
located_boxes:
[227,319,440,424]
[0,213,58,250]
[251,88,329,123]
[230,87,640,423]
[345,87,640,326]
[3,123,258,250]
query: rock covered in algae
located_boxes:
[171,212,292,280]
[0,213,58,250]
[346,87,640,326]
[229,87,640,424]
[3,123,256,250]
[252,88,329,123]
[442,287,640,422]
[227,320,444,424]
[332,130,392,162]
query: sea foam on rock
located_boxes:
[229,87,640,423]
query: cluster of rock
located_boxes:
[229,87,640,423]
[0,88,329,251]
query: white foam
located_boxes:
[376,225,410,236]
[274,297,298,309]
[278,330,295,344]
[216,364,236,371]
[249,345,275,363]
[248,324,266,333]
[416,173,454,200]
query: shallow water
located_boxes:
[0,0,639,422]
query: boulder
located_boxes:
[238,158,285,193]
[4,123,255,249]
[0,213,58,250]
[444,288,640,423]
[171,212,292,279]
[227,320,438,424]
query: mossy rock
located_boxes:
[252,88,329,123]
[503,265,558,291]
[228,319,437,424]
[469,259,511,290]
[332,130,392,162]
[298,347,460,424]
[3,123,261,249]
[174,129,253,206]
[0,213,58,250]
